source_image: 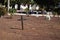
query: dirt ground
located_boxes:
[0,15,60,40]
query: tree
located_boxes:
[16,0,32,10]
[34,0,55,7]
[0,0,4,5]
[34,0,56,11]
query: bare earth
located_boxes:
[0,15,60,40]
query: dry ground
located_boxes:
[0,15,60,40]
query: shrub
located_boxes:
[57,8,60,15]
[9,8,16,13]
[0,7,7,17]
[9,8,16,15]
[53,8,60,15]
[9,8,16,18]
[25,8,29,12]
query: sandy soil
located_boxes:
[0,15,60,40]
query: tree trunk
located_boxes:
[17,4,20,10]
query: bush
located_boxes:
[25,8,29,12]
[53,12,57,15]
[9,8,16,18]
[9,8,16,16]
[9,8,16,13]
[53,8,60,15]
[0,7,7,17]
[57,8,60,15]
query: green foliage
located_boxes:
[9,8,16,13]
[53,12,57,15]
[25,8,29,12]
[0,7,7,17]
[9,8,16,18]
[10,0,31,4]
[17,0,31,4]
[53,7,60,15]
